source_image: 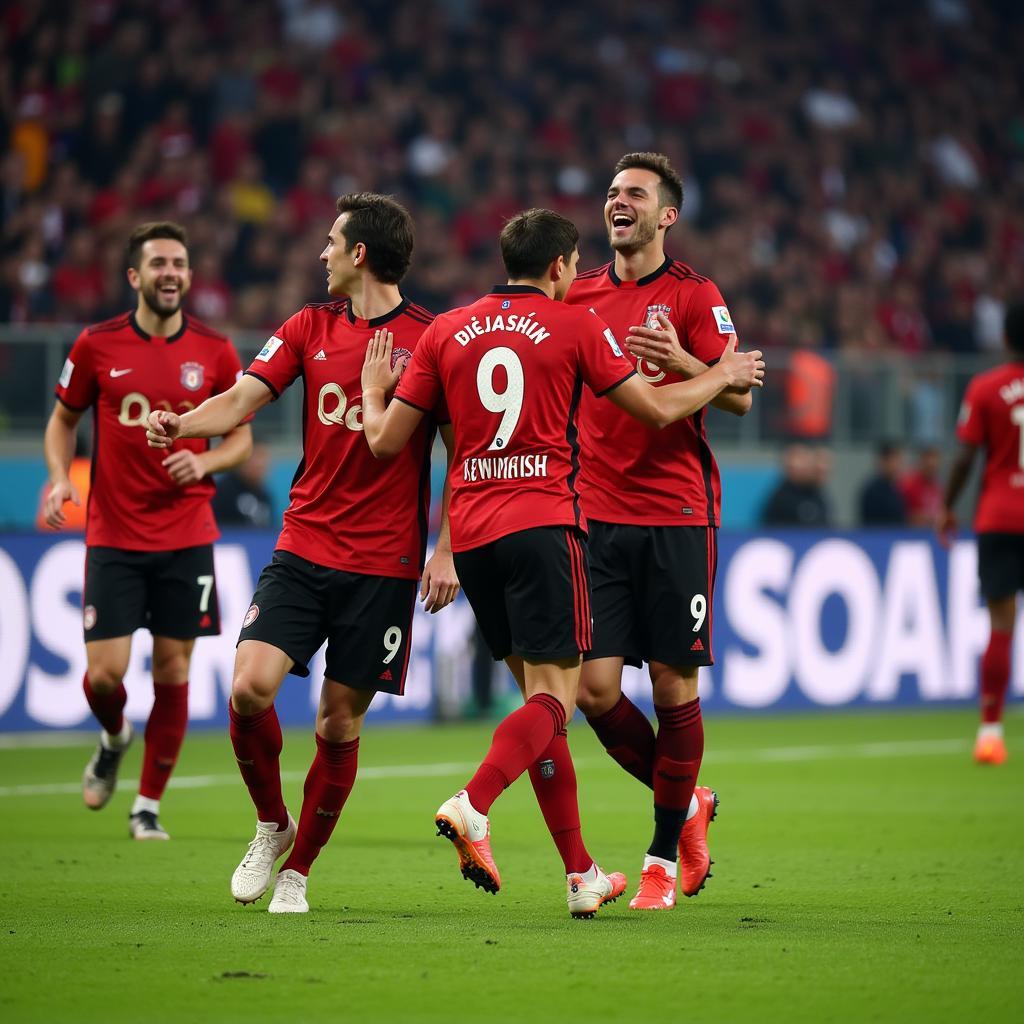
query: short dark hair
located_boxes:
[126,222,188,269]
[499,208,579,280]
[612,152,684,211]
[1005,301,1024,354]
[335,192,414,284]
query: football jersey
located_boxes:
[395,285,635,552]
[567,258,735,527]
[956,359,1024,534]
[55,311,244,551]
[245,298,437,578]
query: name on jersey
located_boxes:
[999,378,1024,404]
[463,453,549,482]
[454,313,550,347]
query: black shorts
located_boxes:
[454,527,591,662]
[586,522,717,668]
[83,544,220,642]
[977,532,1024,601]
[238,550,418,694]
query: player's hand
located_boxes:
[625,314,693,377]
[718,336,765,389]
[147,410,182,448]
[936,507,957,549]
[361,329,407,396]
[43,478,80,530]
[420,545,460,613]
[162,449,207,486]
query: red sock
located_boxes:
[528,728,591,874]
[980,629,1013,724]
[465,692,566,814]
[586,694,656,788]
[653,699,704,811]
[138,682,189,800]
[281,735,359,877]
[83,673,127,736]
[228,702,288,828]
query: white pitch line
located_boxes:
[0,739,972,798]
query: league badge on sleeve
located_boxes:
[59,358,74,388]
[712,306,736,334]
[256,335,284,363]
[180,361,205,391]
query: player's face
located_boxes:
[552,247,580,301]
[321,213,358,297]
[604,168,676,254]
[131,239,191,319]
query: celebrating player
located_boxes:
[361,208,762,917]
[938,301,1024,765]
[566,153,756,910]
[43,221,253,840]
[146,193,456,912]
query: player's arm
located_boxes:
[606,337,763,428]
[626,313,752,416]
[145,375,272,448]
[420,424,460,613]
[360,329,425,458]
[936,442,979,548]
[160,423,255,487]
[42,400,84,529]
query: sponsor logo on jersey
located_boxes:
[313,349,327,361]
[637,358,666,384]
[180,361,205,391]
[256,335,284,362]
[644,303,672,329]
[242,603,259,627]
[109,367,133,378]
[501,299,511,309]
[603,328,624,358]
[711,306,735,334]
[59,359,74,388]
[83,605,97,630]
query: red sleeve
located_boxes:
[579,308,637,396]
[682,279,736,365]
[244,310,307,398]
[55,330,97,410]
[395,321,443,413]
[956,376,985,447]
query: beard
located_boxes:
[140,281,184,319]
[608,215,658,255]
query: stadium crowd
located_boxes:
[1,0,1022,357]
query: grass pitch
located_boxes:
[1,708,1021,1023]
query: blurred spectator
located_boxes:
[762,444,832,527]
[899,446,945,527]
[212,442,275,528]
[859,442,908,526]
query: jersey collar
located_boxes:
[129,311,188,343]
[490,285,548,296]
[345,297,410,328]
[607,256,672,289]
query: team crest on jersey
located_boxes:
[243,604,259,628]
[391,346,413,370]
[644,304,672,329]
[180,361,205,391]
[83,605,97,630]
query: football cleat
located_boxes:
[567,867,627,919]
[268,869,309,914]
[974,734,1007,765]
[628,864,677,911]
[231,816,297,904]
[435,790,501,894]
[82,724,134,810]
[678,786,719,897]
[129,809,170,840]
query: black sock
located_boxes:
[647,803,687,862]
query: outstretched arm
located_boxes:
[361,329,425,458]
[146,374,272,448]
[936,442,978,548]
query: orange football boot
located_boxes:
[435,790,501,893]
[567,868,627,919]
[628,864,676,910]
[678,786,719,897]
[974,734,1008,765]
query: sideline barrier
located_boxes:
[0,529,1020,731]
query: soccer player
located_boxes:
[566,153,755,910]
[361,208,763,917]
[146,193,457,912]
[43,221,253,840]
[938,301,1024,765]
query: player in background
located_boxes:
[938,301,1024,765]
[566,153,755,910]
[43,221,253,840]
[361,208,763,916]
[146,194,457,912]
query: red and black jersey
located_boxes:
[956,360,1024,534]
[245,298,438,579]
[55,311,244,551]
[395,286,635,552]
[567,257,736,527]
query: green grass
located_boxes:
[1,708,1022,1023]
